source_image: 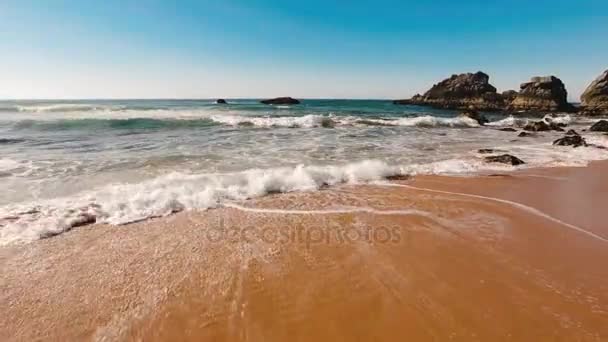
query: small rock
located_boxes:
[553,135,587,147]
[589,120,608,132]
[498,127,517,132]
[518,131,535,137]
[478,148,506,154]
[484,154,526,166]
[386,175,410,181]
[523,120,551,132]
[565,129,580,136]
[216,99,227,104]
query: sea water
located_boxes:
[1,99,607,244]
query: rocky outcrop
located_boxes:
[589,120,608,132]
[459,111,488,125]
[393,72,504,111]
[216,99,227,104]
[261,97,300,105]
[484,154,525,166]
[580,70,608,115]
[509,76,572,112]
[553,135,587,148]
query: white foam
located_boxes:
[0,160,401,245]
[356,115,480,128]
[0,158,20,172]
[209,114,335,128]
[16,103,124,113]
[486,115,527,127]
[224,202,431,217]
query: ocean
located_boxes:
[1,99,607,245]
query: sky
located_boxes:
[0,0,607,100]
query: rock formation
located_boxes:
[393,72,504,111]
[580,70,608,115]
[261,97,301,105]
[509,76,572,112]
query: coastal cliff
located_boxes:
[580,70,608,115]
[394,71,608,114]
[508,76,573,112]
[393,72,504,111]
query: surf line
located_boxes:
[383,183,608,244]
[223,202,431,218]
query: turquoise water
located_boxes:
[1,99,606,245]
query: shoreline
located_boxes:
[2,160,608,341]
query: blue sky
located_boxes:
[1,0,607,100]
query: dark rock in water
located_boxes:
[0,138,25,144]
[478,148,506,154]
[216,99,227,104]
[580,70,608,115]
[509,76,573,112]
[386,174,410,181]
[553,135,587,148]
[320,117,336,128]
[522,119,565,132]
[393,71,504,111]
[589,120,608,132]
[459,111,488,125]
[484,154,525,166]
[565,129,580,136]
[523,120,551,132]
[498,127,517,132]
[261,97,300,105]
[518,131,535,137]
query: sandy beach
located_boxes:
[2,161,608,341]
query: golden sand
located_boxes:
[2,162,608,341]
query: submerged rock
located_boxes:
[261,97,301,105]
[459,111,488,125]
[216,99,227,104]
[523,120,564,132]
[518,131,535,137]
[509,76,572,112]
[484,154,525,166]
[589,120,608,132]
[478,148,506,154]
[498,127,517,132]
[553,135,587,148]
[580,70,608,115]
[523,120,551,132]
[393,71,504,111]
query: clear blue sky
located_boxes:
[1,0,607,100]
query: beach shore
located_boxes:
[2,161,608,341]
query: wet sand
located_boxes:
[2,161,608,341]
